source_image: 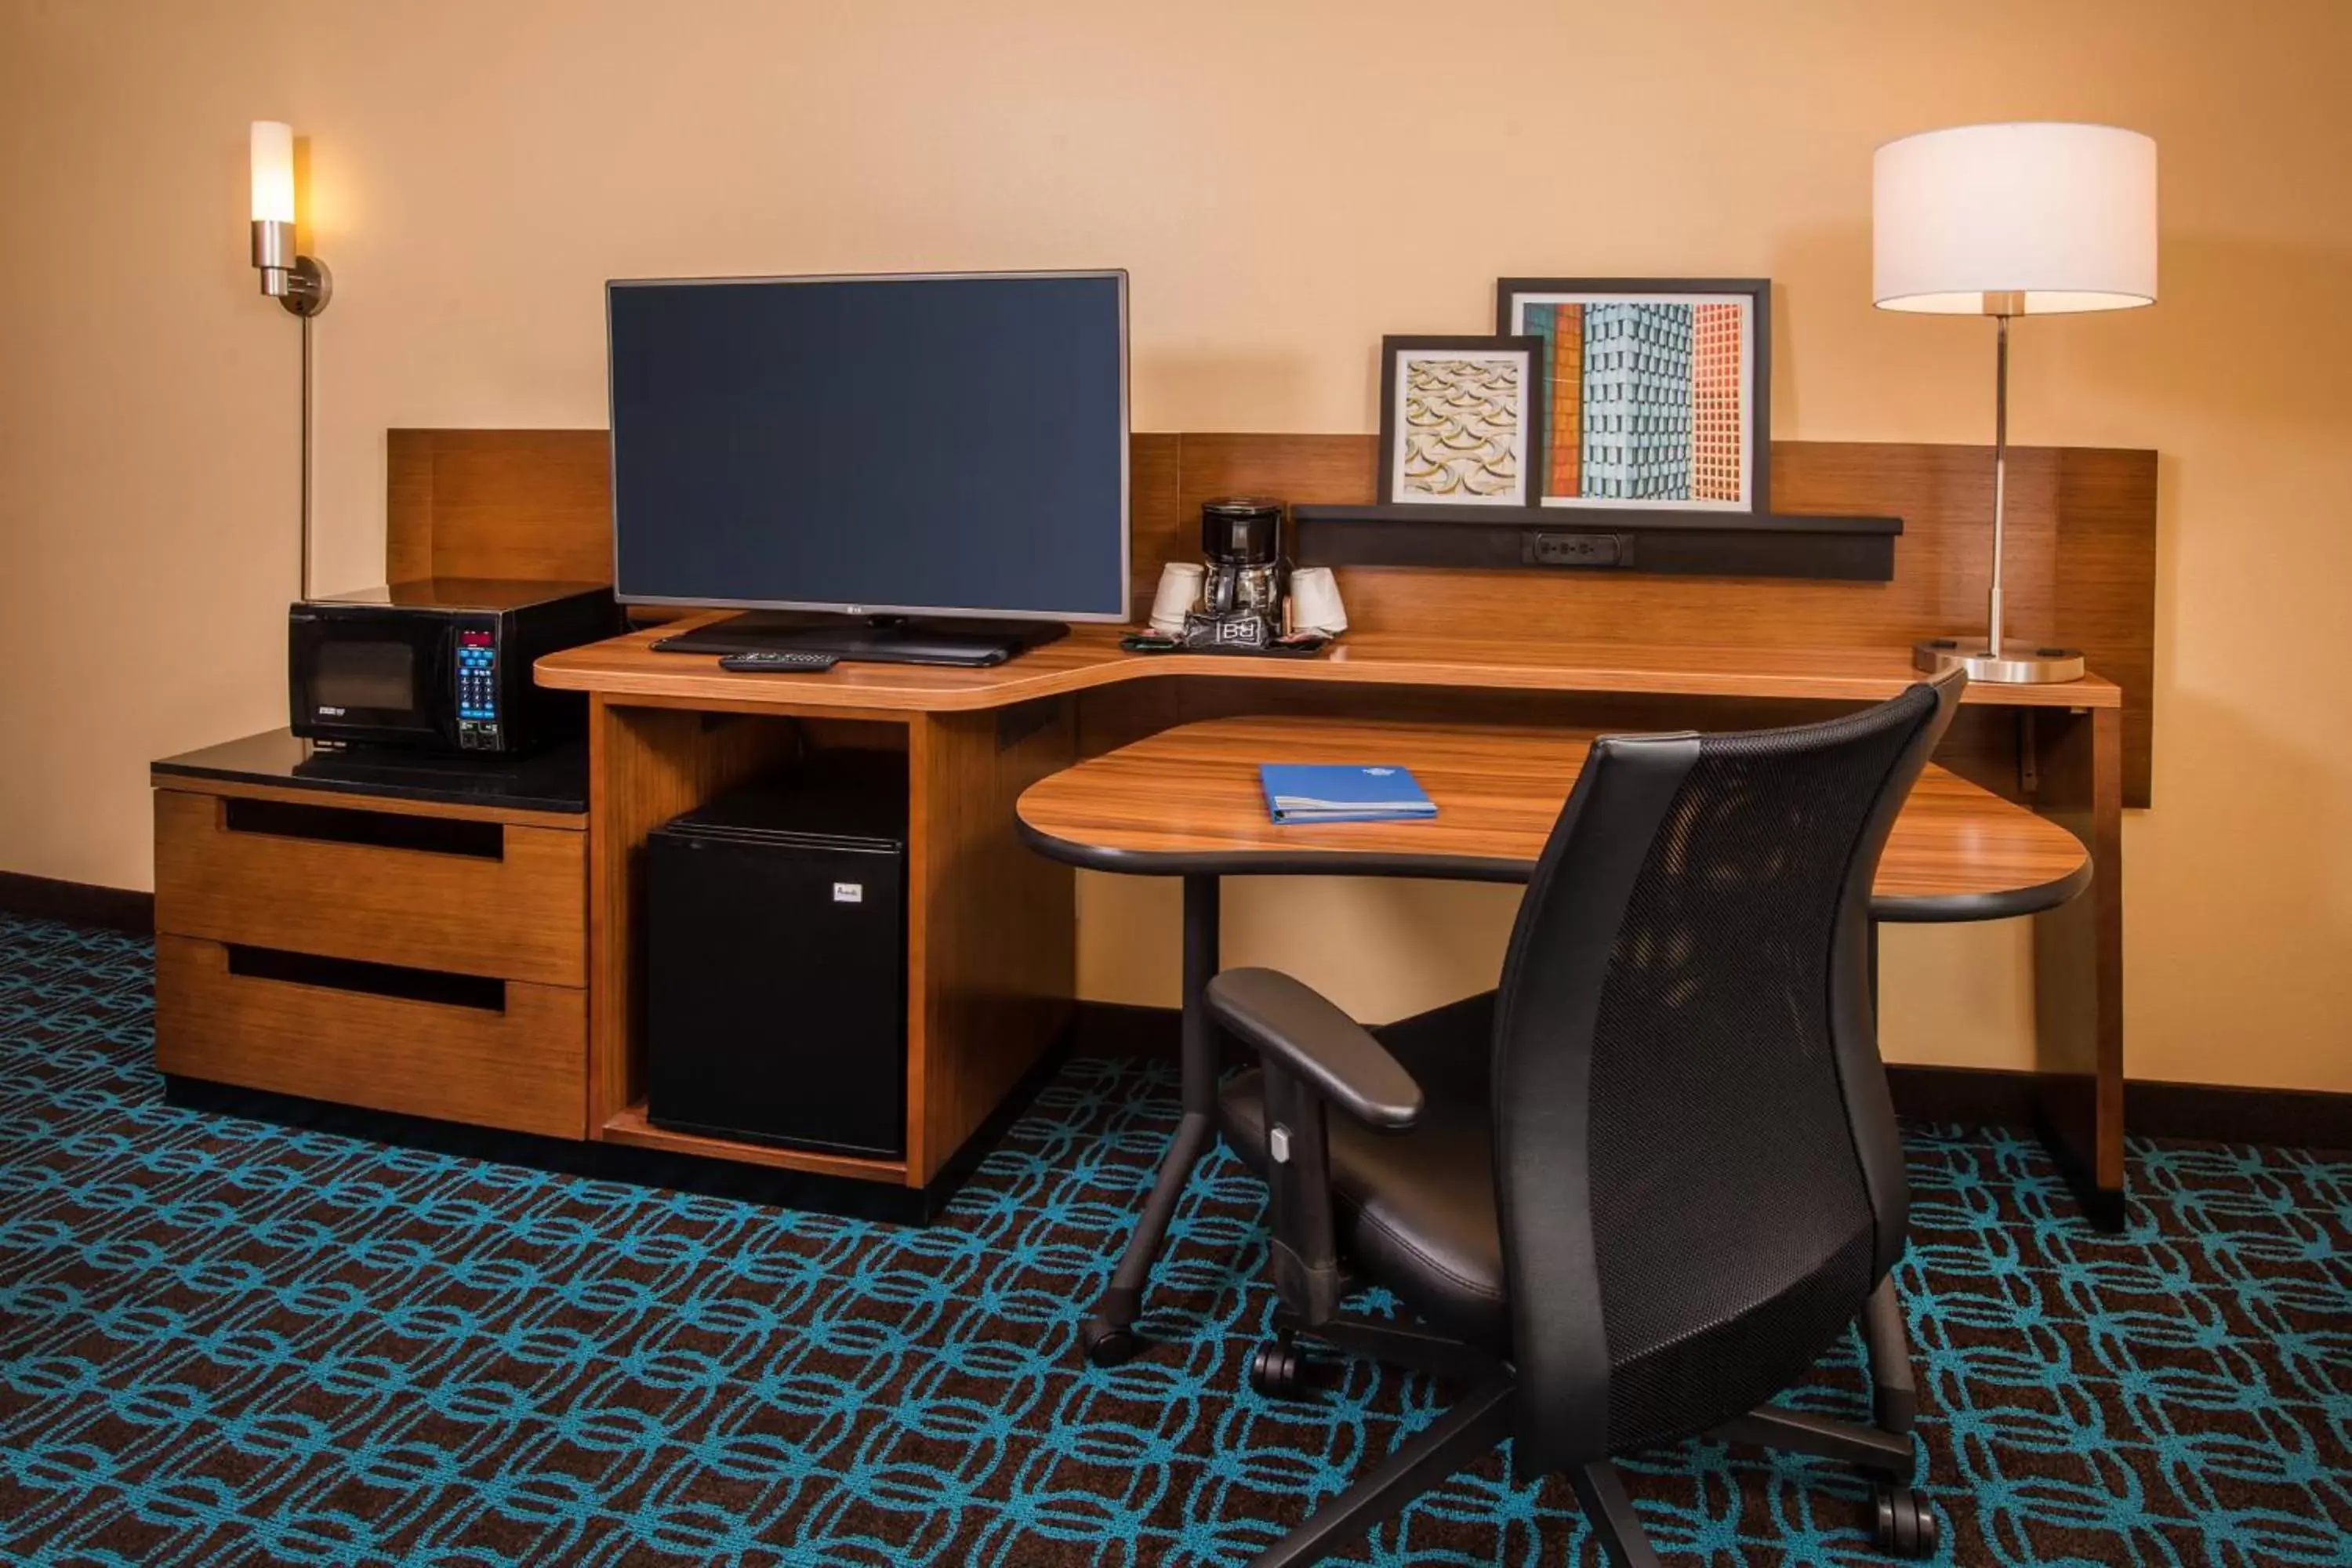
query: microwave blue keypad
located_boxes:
[457,638,497,721]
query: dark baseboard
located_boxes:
[1883,1062,2042,1128]
[1889,1065,2350,1153]
[1069,1000,2352,1153]
[0,871,154,935]
[1069,999,1185,1059]
[2125,1078,2352,1152]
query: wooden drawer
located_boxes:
[154,935,586,1138]
[154,789,584,986]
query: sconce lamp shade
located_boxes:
[1874,122,2157,315]
[246,118,326,316]
[250,121,296,223]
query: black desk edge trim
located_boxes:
[1015,820,2092,924]
[1867,859,2095,925]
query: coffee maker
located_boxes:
[1183,497,1285,651]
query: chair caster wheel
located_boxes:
[1872,1485,1937,1559]
[1079,1316,1140,1367]
[1249,1339,1309,1398]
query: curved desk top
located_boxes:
[539,615,2123,715]
[1018,713,2092,924]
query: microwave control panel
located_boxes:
[455,624,502,750]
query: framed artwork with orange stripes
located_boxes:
[1497,278,1771,516]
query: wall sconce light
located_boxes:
[249,120,330,601]
[249,120,330,314]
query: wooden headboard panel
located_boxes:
[385,427,2156,802]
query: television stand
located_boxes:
[651,611,1070,669]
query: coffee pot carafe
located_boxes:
[1186,496,1285,651]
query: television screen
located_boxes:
[608,270,1128,622]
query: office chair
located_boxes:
[1208,670,1965,1566]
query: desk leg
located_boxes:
[1080,873,1220,1367]
[2031,706,2127,1231]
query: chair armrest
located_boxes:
[1205,968,1424,1131]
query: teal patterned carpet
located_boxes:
[1,913,2347,1565]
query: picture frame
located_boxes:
[1495,278,1770,515]
[1377,335,1546,509]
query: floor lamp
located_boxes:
[1874,122,2157,684]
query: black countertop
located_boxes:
[153,730,588,815]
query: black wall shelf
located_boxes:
[1290,503,1903,583]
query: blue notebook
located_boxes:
[1260,764,1438,824]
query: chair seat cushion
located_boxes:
[1217,991,1509,1348]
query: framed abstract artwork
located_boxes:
[1377,335,1546,508]
[1496,278,1770,514]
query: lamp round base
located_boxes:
[1912,637,2085,684]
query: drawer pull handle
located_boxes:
[227,944,506,1013]
[222,798,504,860]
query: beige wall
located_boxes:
[3,0,2347,1090]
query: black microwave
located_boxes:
[289,579,619,756]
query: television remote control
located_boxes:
[717,651,840,673]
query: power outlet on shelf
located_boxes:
[1522,532,1628,568]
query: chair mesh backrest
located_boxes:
[1519,688,1939,1448]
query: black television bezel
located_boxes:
[604,268,1132,625]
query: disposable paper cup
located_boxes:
[1289,566,1348,635]
[1149,561,1205,636]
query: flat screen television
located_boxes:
[607,270,1130,665]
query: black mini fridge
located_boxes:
[645,753,909,1159]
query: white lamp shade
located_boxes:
[250,120,296,224]
[1874,122,2156,314]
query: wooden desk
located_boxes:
[542,612,2123,716]
[1011,713,2094,1360]
[135,426,2132,1225]
[1015,713,2092,922]
[538,619,2126,1232]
